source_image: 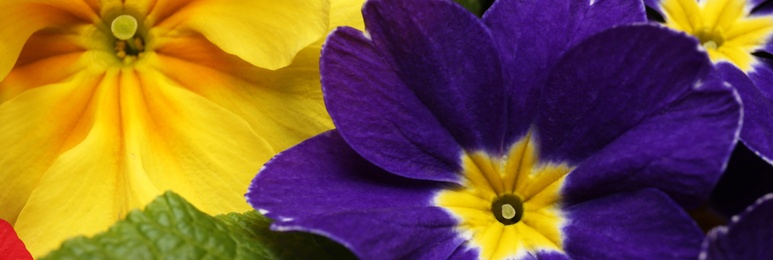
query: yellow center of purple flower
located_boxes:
[658,0,773,72]
[491,194,523,225]
[434,132,572,259]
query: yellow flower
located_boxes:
[0,0,364,256]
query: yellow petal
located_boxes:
[140,0,194,26]
[23,0,99,21]
[660,0,702,34]
[150,33,334,151]
[151,0,330,70]
[0,71,99,227]
[329,0,365,31]
[130,65,275,214]
[14,66,274,256]
[302,0,366,48]
[0,30,88,103]
[116,0,155,18]
[13,69,144,257]
[0,2,91,80]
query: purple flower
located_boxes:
[701,193,773,259]
[247,0,742,258]
[646,0,773,163]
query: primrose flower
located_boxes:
[701,193,773,259]
[646,0,773,162]
[247,0,742,258]
[0,0,363,255]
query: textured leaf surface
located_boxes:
[453,0,483,16]
[42,192,355,260]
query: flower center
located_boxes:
[656,0,773,72]
[492,194,523,225]
[694,28,724,50]
[434,132,573,259]
[111,14,145,61]
[111,15,137,40]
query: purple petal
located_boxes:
[752,2,773,16]
[321,0,506,182]
[531,252,571,260]
[641,0,662,7]
[701,193,773,259]
[561,74,740,207]
[246,130,444,220]
[361,0,506,152]
[272,208,477,260]
[748,60,773,102]
[536,24,720,160]
[561,79,739,207]
[751,0,768,8]
[321,27,460,182]
[542,25,741,208]
[719,63,773,164]
[564,189,704,259]
[483,0,645,144]
[247,130,479,259]
[573,0,647,44]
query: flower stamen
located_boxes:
[111,14,145,62]
[695,28,724,50]
[501,204,516,219]
[111,15,137,41]
[491,194,523,225]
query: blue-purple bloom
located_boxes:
[247,0,742,258]
[701,193,773,259]
[646,0,773,163]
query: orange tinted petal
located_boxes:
[0,71,100,227]
[151,34,333,151]
[0,2,89,80]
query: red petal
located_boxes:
[0,219,32,259]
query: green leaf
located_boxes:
[43,191,356,260]
[215,212,356,259]
[453,0,483,16]
[452,0,495,17]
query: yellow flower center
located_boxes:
[111,15,138,40]
[434,132,573,259]
[109,14,145,63]
[695,28,725,49]
[659,0,773,71]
